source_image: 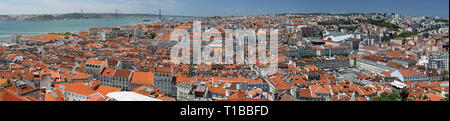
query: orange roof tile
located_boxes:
[86,97,105,101]
[386,51,406,58]
[0,79,7,85]
[229,91,246,100]
[101,68,116,77]
[131,72,154,85]
[45,89,65,101]
[96,85,121,96]
[21,34,69,41]
[267,77,292,91]
[55,82,97,96]
[0,89,29,101]
[86,59,106,65]
[398,69,424,77]
[310,85,331,97]
[428,93,446,101]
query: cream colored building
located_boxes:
[84,59,108,77]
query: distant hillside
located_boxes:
[24,13,183,21]
[277,13,367,16]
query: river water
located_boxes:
[0,17,162,41]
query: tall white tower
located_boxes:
[101,31,106,41]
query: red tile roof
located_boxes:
[45,89,66,101]
[0,89,29,101]
[101,68,115,77]
[267,77,292,91]
[299,88,312,98]
[386,51,406,58]
[428,93,446,101]
[21,34,69,41]
[131,72,154,85]
[113,69,132,78]
[229,91,246,100]
[96,85,121,96]
[398,69,424,77]
[55,82,98,96]
[310,85,331,97]
[86,59,106,65]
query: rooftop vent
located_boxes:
[15,80,27,89]
[223,83,232,89]
[141,87,155,95]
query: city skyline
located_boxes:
[0,0,449,18]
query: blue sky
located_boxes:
[0,0,448,18]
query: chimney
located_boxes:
[40,92,45,101]
[16,86,20,95]
[40,87,46,101]
[329,49,332,59]
[11,80,19,95]
[60,85,65,91]
[88,81,94,88]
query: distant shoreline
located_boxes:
[0,17,167,41]
[0,17,155,23]
[0,13,193,22]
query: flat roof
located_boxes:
[106,92,163,101]
[390,81,407,89]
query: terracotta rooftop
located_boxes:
[0,89,29,101]
[96,85,121,96]
[113,69,132,78]
[398,69,425,77]
[21,34,69,41]
[86,59,105,65]
[267,77,292,91]
[55,82,98,96]
[101,68,116,77]
[131,72,154,85]
[386,51,406,58]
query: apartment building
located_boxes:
[54,81,120,101]
[154,66,176,97]
[428,54,449,70]
[99,68,133,91]
[128,72,154,91]
[356,55,396,73]
[302,56,350,70]
[390,69,429,82]
[84,59,108,77]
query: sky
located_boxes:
[0,0,448,18]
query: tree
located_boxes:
[49,32,72,36]
[436,19,449,24]
[442,94,449,101]
[300,55,317,58]
[318,19,357,25]
[442,76,449,81]
[148,32,157,39]
[335,53,349,56]
[318,31,323,38]
[372,92,401,101]
[4,79,12,88]
[365,19,400,30]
